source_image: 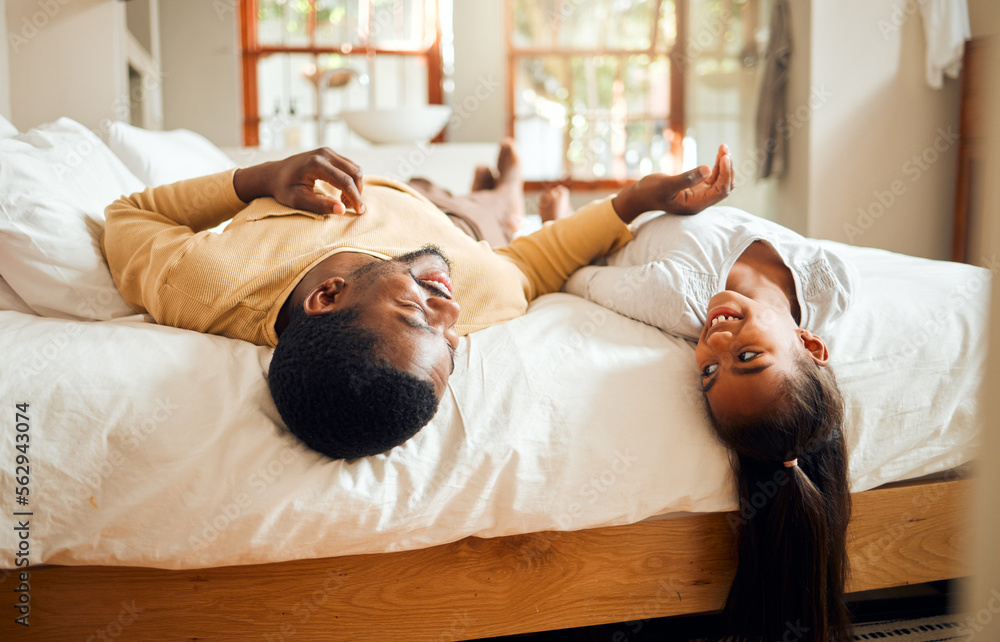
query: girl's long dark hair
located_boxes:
[709,356,852,642]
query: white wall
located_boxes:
[968,0,999,39]
[6,0,127,132]
[778,0,962,260]
[773,0,812,236]
[0,0,11,119]
[158,1,241,148]
[449,0,507,143]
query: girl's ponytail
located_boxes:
[710,356,851,641]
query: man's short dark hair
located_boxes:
[268,307,439,460]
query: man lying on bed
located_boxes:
[101,142,732,460]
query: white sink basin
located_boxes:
[340,106,452,145]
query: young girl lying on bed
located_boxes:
[565,145,856,642]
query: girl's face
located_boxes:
[694,290,829,422]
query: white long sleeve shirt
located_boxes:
[563,206,859,341]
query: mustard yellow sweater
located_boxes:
[101,170,632,346]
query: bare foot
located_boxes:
[496,138,522,186]
[494,139,525,237]
[471,165,496,191]
[538,185,572,222]
[427,140,527,246]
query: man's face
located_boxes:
[337,248,461,399]
[694,290,812,423]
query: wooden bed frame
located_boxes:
[7,475,969,639]
[4,34,987,642]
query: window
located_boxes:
[682,0,775,216]
[239,0,446,148]
[506,0,686,186]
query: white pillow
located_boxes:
[0,118,145,320]
[106,121,236,186]
[0,276,36,315]
[0,114,17,138]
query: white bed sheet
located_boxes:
[0,239,988,570]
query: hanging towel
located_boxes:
[755,0,791,180]
[917,0,971,89]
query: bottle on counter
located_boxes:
[261,99,284,151]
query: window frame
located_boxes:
[238,0,445,147]
[504,0,688,190]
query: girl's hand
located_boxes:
[613,144,733,223]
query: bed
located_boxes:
[0,63,989,638]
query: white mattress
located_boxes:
[0,240,988,570]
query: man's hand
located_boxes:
[233,148,366,215]
[612,144,733,223]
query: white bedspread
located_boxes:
[0,241,988,570]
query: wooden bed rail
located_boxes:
[5,477,970,640]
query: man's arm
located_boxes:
[102,148,366,319]
[496,145,733,300]
[494,197,632,300]
[102,170,251,317]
